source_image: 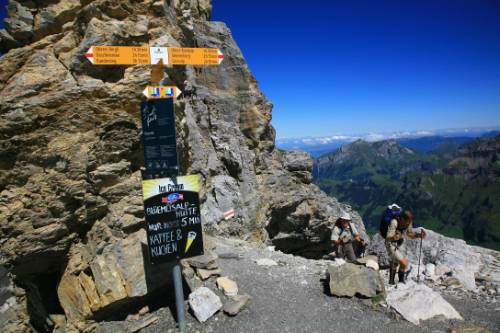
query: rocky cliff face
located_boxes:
[446,135,500,177]
[0,1,363,331]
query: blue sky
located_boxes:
[212,0,500,138]
[0,0,6,29]
[1,1,499,139]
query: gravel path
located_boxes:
[97,237,499,333]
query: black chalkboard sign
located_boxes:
[142,175,204,264]
[140,99,178,177]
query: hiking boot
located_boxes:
[398,271,406,284]
[389,267,396,285]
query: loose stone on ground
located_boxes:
[185,253,218,269]
[188,287,222,323]
[386,281,463,325]
[216,276,238,297]
[196,268,222,280]
[223,294,252,316]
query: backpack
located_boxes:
[379,204,402,238]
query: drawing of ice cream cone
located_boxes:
[185,231,197,253]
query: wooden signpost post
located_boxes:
[86,45,223,331]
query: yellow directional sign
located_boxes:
[143,86,182,99]
[168,47,223,65]
[85,46,224,65]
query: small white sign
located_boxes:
[149,47,169,65]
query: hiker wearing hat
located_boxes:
[385,209,427,284]
[331,212,365,261]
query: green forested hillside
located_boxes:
[314,136,500,250]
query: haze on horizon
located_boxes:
[212,0,500,139]
[1,1,499,140]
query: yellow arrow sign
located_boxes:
[85,46,224,65]
[143,86,182,99]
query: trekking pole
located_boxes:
[417,234,423,283]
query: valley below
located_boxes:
[314,136,500,250]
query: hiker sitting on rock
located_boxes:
[385,209,426,284]
[331,213,365,261]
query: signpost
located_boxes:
[142,175,204,263]
[142,86,183,99]
[140,98,178,178]
[85,46,224,65]
[86,44,223,332]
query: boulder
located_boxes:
[223,294,251,316]
[386,281,463,325]
[263,172,368,259]
[328,263,385,298]
[216,276,238,297]
[367,230,500,291]
[188,287,222,323]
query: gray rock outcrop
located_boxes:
[368,230,500,291]
[0,0,364,330]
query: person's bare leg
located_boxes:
[398,258,409,283]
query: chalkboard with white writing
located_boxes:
[142,175,203,264]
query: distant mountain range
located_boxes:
[313,135,500,250]
[277,127,500,157]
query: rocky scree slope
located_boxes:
[0,0,364,331]
[97,236,500,333]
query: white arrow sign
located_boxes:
[84,46,94,64]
